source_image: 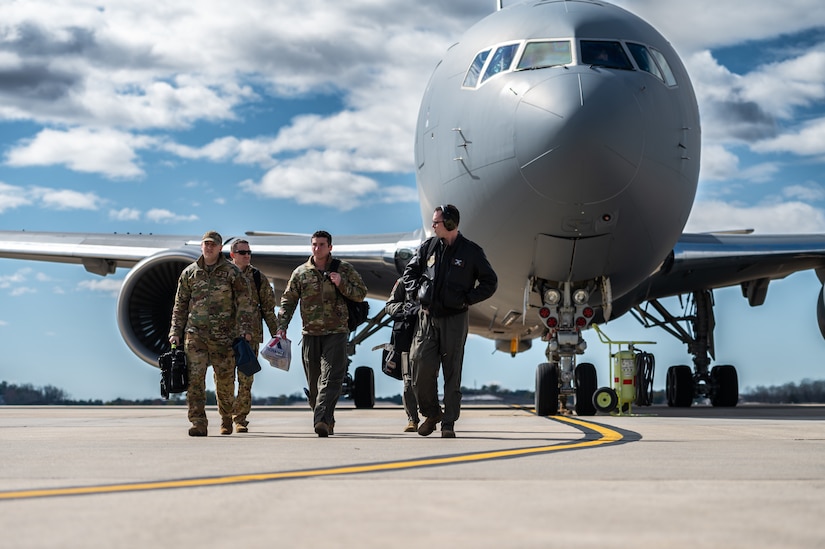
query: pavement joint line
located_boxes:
[0,414,635,501]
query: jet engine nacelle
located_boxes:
[818,284,825,341]
[116,249,200,366]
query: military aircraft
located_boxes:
[2,0,825,414]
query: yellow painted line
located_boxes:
[0,414,628,501]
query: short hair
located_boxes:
[312,230,332,246]
[231,239,249,253]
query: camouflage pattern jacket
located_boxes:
[240,265,279,345]
[277,255,367,336]
[169,255,255,343]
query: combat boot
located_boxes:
[314,421,329,437]
[417,409,443,436]
[188,425,207,437]
[220,418,233,435]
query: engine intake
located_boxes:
[116,249,200,366]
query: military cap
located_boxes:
[202,230,222,244]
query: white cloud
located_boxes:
[5,128,154,179]
[78,277,122,297]
[10,286,36,296]
[109,208,141,221]
[0,182,32,213]
[783,184,825,202]
[0,268,32,288]
[700,144,741,181]
[616,1,825,53]
[34,188,103,210]
[240,164,379,211]
[685,199,825,233]
[752,117,825,156]
[145,208,198,223]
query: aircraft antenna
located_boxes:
[497,0,503,10]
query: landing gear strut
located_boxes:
[632,289,739,407]
[533,281,599,416]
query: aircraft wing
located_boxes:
[644,233,825,301]
[0,229,423,365]
[0,231,200,275]
[608,232,825,345]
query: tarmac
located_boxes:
[1,403,824,549]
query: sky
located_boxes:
[2,0,825,402]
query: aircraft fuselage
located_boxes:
[415,0,701,344]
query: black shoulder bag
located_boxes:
[330,259,369,332]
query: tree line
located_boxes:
[1,379,824,406]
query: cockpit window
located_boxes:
[516,40,572,70]
[480,43,519,83]
[627,43,664,80]
[627,43,678,87]
[463,49,490,88]
[580,40,633,70]
[648,47,677,86]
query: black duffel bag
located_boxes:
[159,345,188,399]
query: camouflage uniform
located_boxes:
[233,265,279,428]
[169,254,254,432]
[278,255,367,429]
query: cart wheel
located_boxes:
[593,387,618,413]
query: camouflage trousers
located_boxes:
[233,343,259,426]
[185,333,236,429]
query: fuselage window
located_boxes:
[463,49,491,88]
[516,40,572,70]
[580,40,633,70]
[480,43,519,83]
[648,47,677,86]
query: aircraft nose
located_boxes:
[514,70,644,204]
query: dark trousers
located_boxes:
[411,310,468,429]
[401,352,419,423]
[302,333,348,426]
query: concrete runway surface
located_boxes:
[1,403,824,549]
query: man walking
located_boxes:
[403,205,497,438]
[230,239,279,433]
[169,230,254,437]
[385,277,420,432]
[277,230,368,437]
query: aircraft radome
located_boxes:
[2,0,825,414]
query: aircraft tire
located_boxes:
[666,365,694,407]
[710,364,739,407]
[353,366,375,409]
[574,362,598,416]
[593,387,618,413]
[535,362,559,416]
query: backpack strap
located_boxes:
[252,267,262,294]
[251,267,262,312]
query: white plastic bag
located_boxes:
[261,335,291,371]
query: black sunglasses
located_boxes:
[235,250,252,255]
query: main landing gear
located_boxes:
[632,289,739,407]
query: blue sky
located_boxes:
[1,0,825,402]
